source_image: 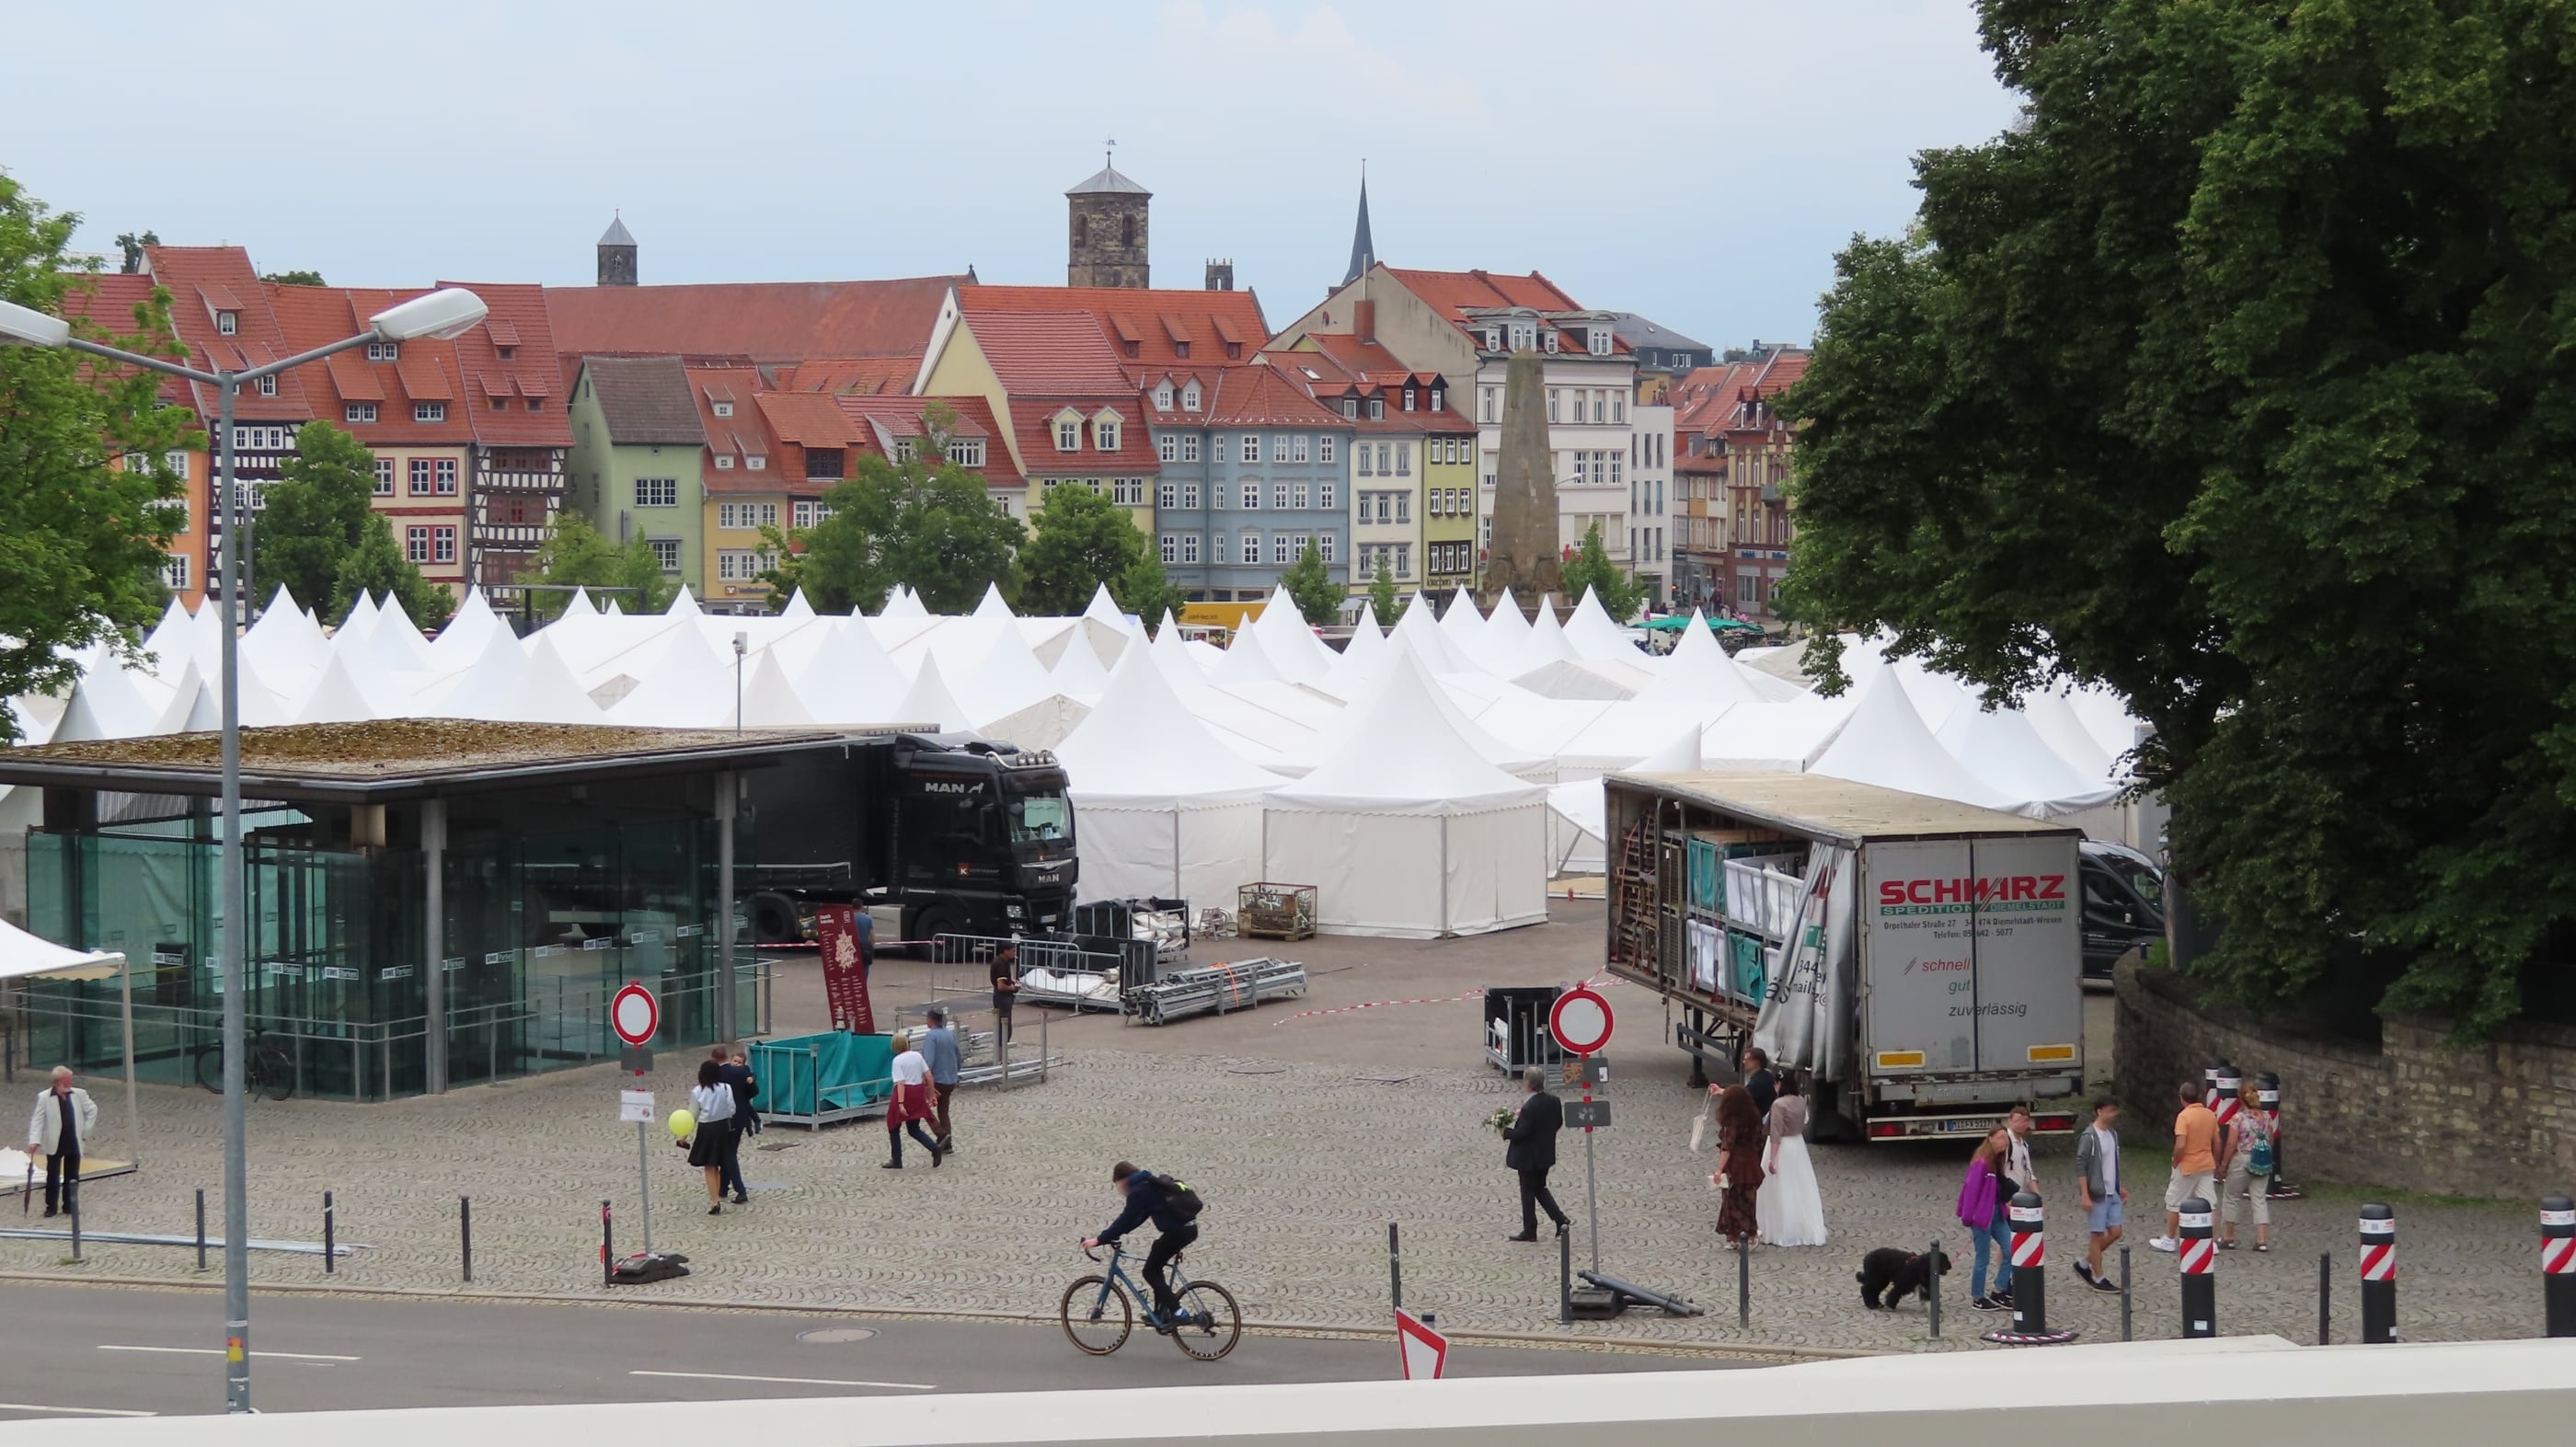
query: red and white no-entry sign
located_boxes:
[612,981,661,1047]
[1548,985,1613,1056]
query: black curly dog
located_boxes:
[1856,1246,1952,1308]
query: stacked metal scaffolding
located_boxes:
[1123,957,1307,1026]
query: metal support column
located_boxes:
[422,799,446,1096]
[717,772,737,1043]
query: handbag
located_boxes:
[1689,1094,1715,1153]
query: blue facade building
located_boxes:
[1148,363,1355,606]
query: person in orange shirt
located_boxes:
[2150,1081,2226,1252]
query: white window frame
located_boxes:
[367,339,398,362]
[1181,483,1200,508]
[1181,533,1200,565]
[1318,480,1335,510]
[1395,442,1410,476]
[433,526,457,564]
[649,538,683,573]
[1057,420,1081,451]
[1272,533,1294,566]
[711,401,734,419]
[1155,384,1174,409]
[1182,384,1201,411]
[1356,446,1373,477]
[162,554,190,590]
[1180,434,1201,463]
[1292,434,1309,463]
[1293,481,1309,510]
[636,477,679,507]
[1240,532,1259,565]
[1368,397,1384,419]
[1272,481,1290,511]
[216,311,237,337]
[1271,433,1290,463]
[1096,419,1121,452]
[1158,434,1177,463]
[372,458,392,495]
[1318,436,1335,464]
[406,526,431,562]
[1395,492,1409,523]
[1160,533,1178,565]
[1317,532,1336,564]
[949,438,986,466]
[746,454,766,471]
[1158,480,1178,510]
[345,403,376,424]
[1240,434,1259,463]
[414,402,444,423]
[715,454,735,470]
[1242,481,1260,510]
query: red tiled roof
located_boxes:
[270,283,468,446]
[1385,267,1585,320]
[52,273,196,417]
[1259,346,1473,435]
[1006,395,1159,475]
[434,281,574,446]
[773,354,921,396]
[682,364,786,493]
[834,395,1023,488]
[143,247,316,424]
[1200,362,1345,429]
[959,283,1270,374]
[752,390,864,448]
[960,311,1138,395]
[1673,351,1808,435]
[545,275,964,368]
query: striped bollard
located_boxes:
[2202,1057,2228,1105]
[2543,1195,2575,1338]
[1983,1191,2077,1344]
[2213,1066,2242,1134]
[2359,1203,2397,1343]
[2178,1196,2215,1338]
[2258,1072,2300,1200]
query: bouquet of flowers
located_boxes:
[1486,1107,1519,1137]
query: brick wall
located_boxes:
[2116,962,2576,1200]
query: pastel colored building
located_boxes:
[566,355,707,593]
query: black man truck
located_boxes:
[1602,771,2087,1141]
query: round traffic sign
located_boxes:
[612,981,660,1047]
[1549,985,1613,1055]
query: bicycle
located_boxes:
[1061,1240,1240,1361]
[195,1028,296,1101]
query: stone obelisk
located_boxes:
[1478,349,1562,615]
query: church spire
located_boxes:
[1343,166,1375,286]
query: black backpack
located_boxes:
[1153,1173,1205,1223]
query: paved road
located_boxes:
[0,1282,1714,1419]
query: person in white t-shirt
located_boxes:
[882,1032,943,1169]
[2073,1097,2126,1292]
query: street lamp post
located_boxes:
[0,286,488,1414]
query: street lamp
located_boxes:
[0,284,487,1414]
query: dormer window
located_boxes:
[1431,387,1444,412]
[1181,383,1201,411]
[496,344,516,360]
[1096,419,1121,452]
[1172,340,1190,358]
[746,454,766,471]
[1342,397,1358,419]
[712,401,734,418]
[415,402,445,423]
[1155,383,1174,409]
[1509,322,1535,350]
[1484,327,1501,350]
[895,440,917,463]
[216,311,237,337]
[256,374,277,397]
[1057,419,1080,451]
[367,339,398,362]
[715,454,734,469]
[1225,342,1242,360]
[1368,397,1385,420]
[1403,386,1417,412]
[1588,327,1612,356]
[1542,330,1559,354]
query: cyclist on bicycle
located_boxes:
[1081,1161,1195,1332]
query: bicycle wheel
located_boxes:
[1167,1280,1240,1361]
[195,1046,224,1094]
[258,1048,295,1103]
[1059,1275,1132,1355]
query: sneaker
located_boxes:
[2073,1262,2097,1286]
[2149,1237,2179,1253]
[2090,1274,2122,1294]
[1969,1296,2006,1313]
[2254,1243,2271,1253]
[1989,1290,2015,1308]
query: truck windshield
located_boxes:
[2099,852,2163,910]
[1008,791,1072,844]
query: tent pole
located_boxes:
[119,952,138,1143]
[1440,818,1450,937]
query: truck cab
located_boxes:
[2078,839,2165,979]
[884,735,1075,939]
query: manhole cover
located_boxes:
[798,1327,880,1344]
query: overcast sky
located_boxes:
[10,1,2017,349]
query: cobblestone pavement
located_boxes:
[0,911,2553,1354]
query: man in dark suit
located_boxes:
[713,1045,756,1205]
[1504,1066,1570,1242]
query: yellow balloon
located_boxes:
[667,1108,695,1140]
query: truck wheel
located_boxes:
[910,906,959,960]
[746,892,803,945]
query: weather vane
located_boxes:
[1105,137,1117,167]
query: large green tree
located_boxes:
[0,180,195,741]
[1019,482,1147,614]
[523,511,673,620]
[1279,541,1341,626]
[1779,1,2576,1035]
[1112,552,1190,632]
[259,421,450,628]
[1559,520,1643,624]
[1368,557,1399,626]
[762,404,1022,614]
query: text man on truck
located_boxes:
[1603,771,2089,1141]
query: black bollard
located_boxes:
[2120,1246,2133,1341]
[2179,1195,2215,1338]
[2359,1203,2396,1343]
[2317,1251,2332,1345]
[2202,1056,2228,1106]
[2257,1071,2295,1198]
[1736,1232,1749,1327]
[461,1196,474,1284]
[2543,1196,2574,1338]
[68,1193,81,1263]
[601,1200,615,1285]
[2007,1192,2048,1335]
[323,1190,335,1275]
[1557,1223,1571,1325]
[1926,1237,1943,1338]
[194,1189,207,1272]
[2213,1065,2243,1142]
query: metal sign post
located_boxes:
[1547,987,1614,1274]
[612,983,661,1258]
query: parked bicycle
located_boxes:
[1061,1241,1239,1360]
[194,1028,296,1101]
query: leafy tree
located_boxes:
[1777,1,2576,1037]
[261,269,326,287]
[762,403,1021,614]
[1368,557,1398,626]
[113,229,158,274]
[2,183,195,741]
[259,421,450,628]
[1560,521,1642,624]
[1019,482,1146,614]
[1279,540,1340,626]
[1112,551,1190,632]
[524,511,673,620]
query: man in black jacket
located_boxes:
[1504,1066,1570,1242]
[713,1046,756,1205]
[1083,1161,1197,1331]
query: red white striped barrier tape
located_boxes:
[1268,973,1625,1028]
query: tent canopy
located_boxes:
[0,917,122,982]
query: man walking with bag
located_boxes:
[24,1067,97,1219]
[1504,1066,1570,1242]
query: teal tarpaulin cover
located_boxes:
[751,1031,891,1115]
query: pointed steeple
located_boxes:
[1343,169,1375,285]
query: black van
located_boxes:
[2078,839,2166,979]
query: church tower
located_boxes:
[1066,150,1150,289]
[597,212,637,287]
[1343,174,1375,285]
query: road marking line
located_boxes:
[0,1404,158,1418]
[629,1370,934,1391]
[98,1344,360,1362]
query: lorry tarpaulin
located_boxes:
[1754,844,1855,1081]
[814,904,875,1035]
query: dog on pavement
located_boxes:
[1856,1246,1952,1308]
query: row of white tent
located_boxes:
[4,580,2145,937]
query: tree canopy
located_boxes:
[1019,483,1146,614]
[0,180,194,741]
[523,511,673,620]
[259,421,452,629]
[1368,556,1399,626]
[762,404,1023,614]
[1779,0,2576,1035]
[1559,520,1642,624]
[1280,541,1341,626]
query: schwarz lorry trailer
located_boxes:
[734,731,1076,945]
[1604,772,2087,1141]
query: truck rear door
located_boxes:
[1859,835,2083,1077]
[1966,835,2083,1074]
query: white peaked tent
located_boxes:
[1209,626,1284,685]
[1935,700,2122,820]
[971,582,1015,620]
[607,621,730,727]
[480,635,604,726]
[560,587,598,618]
[2024,684,2118,782]
[666,586,703,618]
[880,586,929,621]
[426,589,505,670]
[1808,668,2014,810]
[51,657,163,742]
[0,917,136,1131]
[730,648,817,729]
[791,617,911,724]
[1146,614,1207,688]
[957,623,1054,728]
[1547,725,1700,872]
[1521,600,1578,668]
[1245,587,1334,683]
[893,654,971,731]
[1269,632,1547,780]
[1262,651,1548,937]
[1438,587,1486,654]
[293,653,379,725]
[1467,590,1535,673]
[1056,644,1281,905]
[1387,590,1473,676]
[141,598,195,672]
[1633,610,1765,706]
[339,590,382,643]
[1563,587,1637,660]
[1081,583,1126,627]
[603,597,625,616]
[431,627,530,718]
[778,588,815,620]
[1046,627,1113,699]
[1319,605,1389,699]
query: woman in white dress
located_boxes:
[1756,1072,1829,1246]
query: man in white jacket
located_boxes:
[25,1066,98,1218]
